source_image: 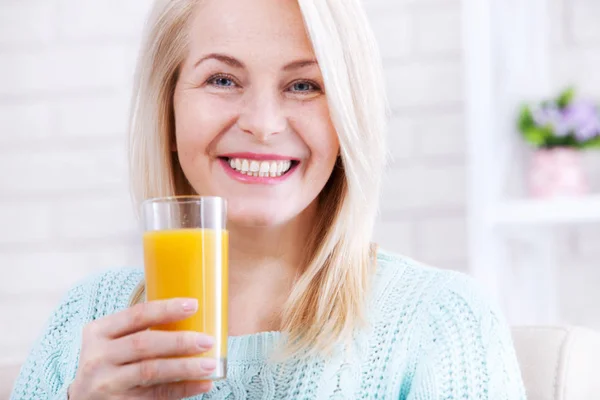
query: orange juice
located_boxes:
[143,229,228,362]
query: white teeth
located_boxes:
[269,161,277,177]
[225,157,294,177]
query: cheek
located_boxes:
[292,103,339,163]
[173,93,234,157]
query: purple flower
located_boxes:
[532,100,600,141]
[562,100,600,141]
[533,104,571,136]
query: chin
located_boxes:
[226,200,293,228]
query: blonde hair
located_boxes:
[128,0,388,357]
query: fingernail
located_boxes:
[181,299,198,312]
[197,334,215,349]
[200,358,217,371]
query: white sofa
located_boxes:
[2,325,599,399]
[512,325,600,400]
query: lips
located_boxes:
[226,158,292,177]
[218,153,299,183]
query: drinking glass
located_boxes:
[142,196,228,380]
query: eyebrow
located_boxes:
[283,59,318,71]
[194,53,318,71]
[195,53,245,69]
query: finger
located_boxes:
[108,330,215,364]
[97,298,198,338]
[148,380,213,400]
[117,357,218,388]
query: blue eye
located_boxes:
[290,81,319,93]
[208,75,237,88]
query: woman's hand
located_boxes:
[68,298,216,400]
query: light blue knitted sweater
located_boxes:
[11,251,526,399]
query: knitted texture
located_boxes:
[11,250,527,399]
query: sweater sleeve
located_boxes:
[9,279,90,400]
[407,273,527,400]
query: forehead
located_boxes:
[186,0,316,60]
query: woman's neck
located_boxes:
[226,203,317,335]
[229,205,315,278]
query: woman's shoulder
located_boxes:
[60,267,144,321]
[375,248,478,294]
[373,251,525,399]
[374,249,504,324]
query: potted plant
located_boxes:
[518,87,600,198]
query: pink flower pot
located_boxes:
[529,148,589,198]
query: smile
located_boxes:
[227,158,293,177]
[218,154,300,183]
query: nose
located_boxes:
[237,88,287,141]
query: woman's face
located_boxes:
[173,0,340,228]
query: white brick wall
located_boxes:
[415,111,465,157]
[385,61,463,109]
[415,217,466,264]
[0,1,150,376]
[551,0,600,98]
[0,46,136,97]
[0,102,53,141]
[56,0,149,41]
[381,165,466,212]
[370,12,413,60]
[386,115,417,161]
[413,8,462,56]
[367,1,466,272]
[55,94,131,137]
[0,146,128,194]
[569,0,600,45]
[0,2,56,48]
[0,202,53,244]
[1,0,599,389]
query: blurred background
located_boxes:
[1,0,599,393]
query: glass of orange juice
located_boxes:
[141,196,228,380]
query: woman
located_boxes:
[11,0,527,399]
